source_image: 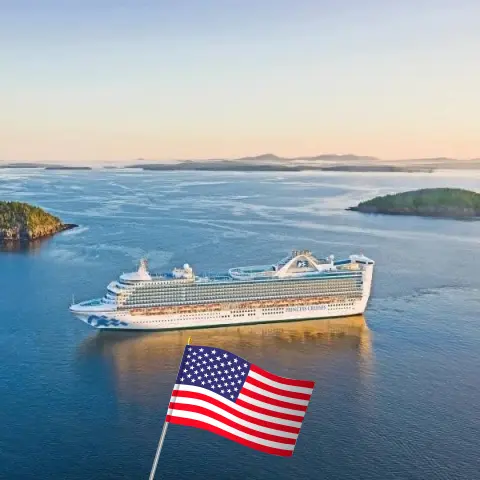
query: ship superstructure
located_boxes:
[69,250,375,330]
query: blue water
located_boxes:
[1,169,479,479]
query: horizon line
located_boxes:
[1,153,480,165]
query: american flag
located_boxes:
[166,345,315,457]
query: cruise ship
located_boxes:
[69,250,375,330]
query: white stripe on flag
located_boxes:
[167,409,295,452]
[248,370,314,395]
[170,396,298,439]
[237,393,306,417]
[243,381,310,406]
[171,384,303,427]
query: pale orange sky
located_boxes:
[1,1,479,163]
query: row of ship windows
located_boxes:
[141,313,262,322]
[141,318,206,323]
[140,283,360,289]
[330,302,355,309]
[124,296,361,306]
[123,301,359,309]
[135,281,359,288]
[127,288,362,299]
[122,300,362,308]
[132,284,362,295]
[127,287,362,296]
[136,277,363,289]
[136,275,363,290]
[134,302,357,322]
[127,288,361,300]
[138,310,263,321]
[122,293,360,300]
[129,303,360,316]
[141,316,229,323]
[163,313,232,319]
[135,280,363,295]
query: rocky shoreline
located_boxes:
[0,201,78,242]
[0,223,78,242]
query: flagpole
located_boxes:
[148,422,169,480]
[148,336,192,480]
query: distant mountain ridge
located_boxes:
[227,153,381,162]
[1,155,480,172]
[127,154,480,168]
[0,162,92,170]
[127,154,480,172]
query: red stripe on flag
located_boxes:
[235,398,305,423]
[169,403,296,445]
[241,386,308,412]
[245,376,312,401]
[170,390,301,433]
[166,415,294,457]
[250,364,315,389]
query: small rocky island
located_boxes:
[0,201,77,242]
[348,188,480,219]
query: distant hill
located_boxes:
[0,163,57,169]
[397,157,458,163]
[320,165,433,173]
[348,188,480,219]
[296,154,380,162]
[234,153,285,162]
[0,201,77,241]
[232,153,380,162]
[132,161,302,172]
[128,161,431,173]
[0,163,91,170]
[125,154,480,172]
[44,166,92,171]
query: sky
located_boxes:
[1,0,479,163]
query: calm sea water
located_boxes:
[0,169,479,480]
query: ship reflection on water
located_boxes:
[77,316,373,406]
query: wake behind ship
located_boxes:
[70,250,375,330]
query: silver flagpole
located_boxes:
[148,422,170,480]
[148,336,192,480]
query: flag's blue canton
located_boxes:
[176,346,251,402]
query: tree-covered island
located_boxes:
[348,188,480,219]
[0,201,77,241]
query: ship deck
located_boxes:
[146,268,363,284]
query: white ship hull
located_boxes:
[70,251,374,331]
[74,301,365,331]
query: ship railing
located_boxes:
[129,269,363,286]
